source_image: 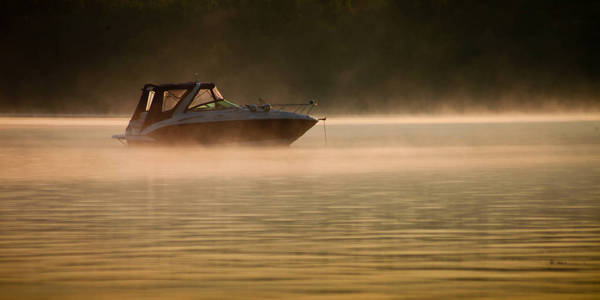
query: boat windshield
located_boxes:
[189,88,214,107]
[186,86,239,112]
[188,99,240,112]
[212,87,224,100]
[163,89,188,111]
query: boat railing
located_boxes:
[270,100,323,117]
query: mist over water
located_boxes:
[1,115,599,299]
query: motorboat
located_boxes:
[112,82,319,145]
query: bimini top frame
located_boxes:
[131,82,222,128]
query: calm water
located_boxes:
[0,116,599,299]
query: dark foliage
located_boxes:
[1,0,599,113]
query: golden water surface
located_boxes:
[0,115,599,299]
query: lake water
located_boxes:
[0,115,599,299]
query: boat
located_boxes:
[112,82,319,145]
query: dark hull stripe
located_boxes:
[142,118,317,145]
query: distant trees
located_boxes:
[1,0,599,113]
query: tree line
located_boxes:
[1,0,599,114]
